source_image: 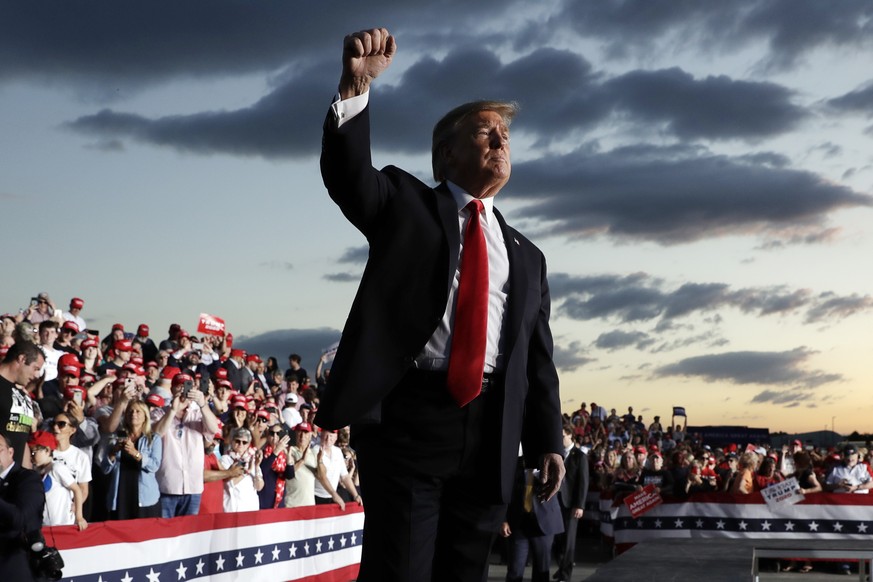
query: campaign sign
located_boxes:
[624,484,663,519]
[197,313,226,336]
[762,477,804,513]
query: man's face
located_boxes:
[296,430,312,449]
[0,438,13,470]
[39,326,58,346]
[845,451,859,467]
[118,349,131,363]
[443,110,511,199]
[17,354,45,385]
[322,432,337,448]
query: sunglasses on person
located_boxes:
[256,417,269,423]
[268,430,283,436]
[234,439,250,445]
[53,420,70,428]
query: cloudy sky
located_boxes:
[2,1,872,434]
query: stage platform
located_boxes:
[584,538,873,581]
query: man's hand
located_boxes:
[572,508,584,519]
[339,28,396,99]
[538,453,565,502]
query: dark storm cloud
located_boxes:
[750,388,817,406]
[827,82,873,115]
[552,340,595,372]
[323,273,361,283]
[508,144,872,244]
[550,272,873,325]
[64,57,337,158]
[655,347,843,388]
[804,293,873,323]
[338,246,369,264]
[593,330,654,351]
[555,0,873,70]
[65,44,808,158]
[234,327,340,369]
[0,2,524,88]
[602,68,807,140]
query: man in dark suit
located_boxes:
[553,426,589,582]
[318,28,564,582]
[0,431,46,582]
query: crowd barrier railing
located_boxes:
[596,491,873,546]
[41,503,364,582]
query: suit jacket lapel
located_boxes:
[494,207,527,365]
[434,182,461,294]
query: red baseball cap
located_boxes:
[112,323,125,332]
[29,430,58,451]
[172,373,194,387]
[70,297,85,309]
[137,324,150,337]
[213,368,228,381]
[294,422,313,433]
[114,339,133,352]
[160,366,182,380]
[61,320,80,334]
[146,393,166,408]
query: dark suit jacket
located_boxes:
[318,105,563,503]
[222,359,244,393]
[0,463,45,581]
[559,447,589,511]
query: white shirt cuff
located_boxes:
[331,91,369,129]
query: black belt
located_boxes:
[408,368,502,393]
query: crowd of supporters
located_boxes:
[2,292,870,573]
[0,293,359,535]
[566,402,872,502]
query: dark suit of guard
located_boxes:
[0,462,46,582]
[554,445,589,581]
[318,86,563,582]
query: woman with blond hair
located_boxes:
[730,452,758,495]
[101,399,163,519]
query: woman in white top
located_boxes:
[219,427,263,512]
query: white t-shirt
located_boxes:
[281,407,303,429]
[219,454,260,512]
[43,463,76,526]
[62,312,87,333]
[52,445,92,487]
[41,345,64,382]
[313,444,348,500]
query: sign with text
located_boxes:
[761,477,804,513]
[197,313,226,337]
[624,484,663,518]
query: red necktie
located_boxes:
[447,200,489,407]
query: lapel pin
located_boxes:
[514,237,520,246]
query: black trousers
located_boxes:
[554,504,579,579]
[352,368,506,582]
